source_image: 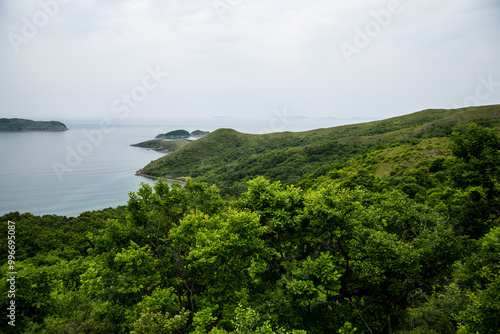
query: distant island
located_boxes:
[0,118,68,132]
[155,129,209,139]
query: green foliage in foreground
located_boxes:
[1,124,499,333]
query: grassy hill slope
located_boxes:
[140,105,500,196]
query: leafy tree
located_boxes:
[449,124,500,238]
[453,226,500,333]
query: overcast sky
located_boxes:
[1,0,499,120]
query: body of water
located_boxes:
[0,117,370,217]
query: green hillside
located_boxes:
[140,105,500,196]
[0,118,68,131]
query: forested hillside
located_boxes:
[140,105,500,196]
[1,109,499,333]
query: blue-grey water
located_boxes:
[0,117,371,217]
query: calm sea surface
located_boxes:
[0,117,368,217]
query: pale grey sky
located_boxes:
[1,0,499,120]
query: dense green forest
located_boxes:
[1,106,499,333]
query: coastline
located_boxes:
[135,169,187,184]
[130,144,171,154]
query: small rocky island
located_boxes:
[132,129,209,155]
[155,129,209,139]
[0,118,68,131]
